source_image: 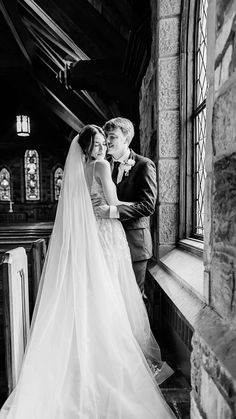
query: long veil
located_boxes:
[0,137,175,419]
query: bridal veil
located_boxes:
[0,137,175,419]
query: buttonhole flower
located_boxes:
[123,158,135,176]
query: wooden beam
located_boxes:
[19,0,89,60]
[28,0,126,59]
[0,0,34,65]
[42,85,84,133]
[68,59,132,97]
[22,17,80,61]
[65,59,133,115]
[35,61,106,126]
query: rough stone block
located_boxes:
[213,154,236,246]
[190,396,204,419]
[211,252,236,320]
[212,85,236,157]
[158,89,179,110]
[159,159,179,202]
[192,307,236,397]
[159,17,180,56]
[200,367,232,419]
[159,57,180,89]
[159,204,178,243]
[212,154,236,319]
[158,111,179,157]
[158,57,180,110]
[159,0,181,17]
[214,0,236,93]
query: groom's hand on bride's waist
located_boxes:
[91,193,103,208]
[94,205,110,218]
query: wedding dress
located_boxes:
[0,137,175,418]
[90,163,173,383]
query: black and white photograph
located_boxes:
[0,0,235,418]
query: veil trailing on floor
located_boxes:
[0,137,175,419]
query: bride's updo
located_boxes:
[77,124,106,160]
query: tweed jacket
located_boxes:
[112,149,157,262]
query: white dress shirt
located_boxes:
[110,149,130,218]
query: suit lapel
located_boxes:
[109,149,137,186]
[117,149,137,186]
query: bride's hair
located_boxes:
[77,124,106,160]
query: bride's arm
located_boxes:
[95,160,133,206]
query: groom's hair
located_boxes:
[78,124,106,159]
[103,117,134,144]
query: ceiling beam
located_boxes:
[35,61,106,126]
[0,0,34,65]
[42,85,84,133]
[63,59,133,115]
[23,17,80,61]
[30,0,126,59]
[19,0,89,60]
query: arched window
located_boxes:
[0,168,11,201]
[24,150,40,201]
[53,167,63,201]
[193,0,208,237]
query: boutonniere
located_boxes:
[123,158,135,176]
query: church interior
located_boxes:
[0,0,236,418]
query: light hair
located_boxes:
[103,117,134,144]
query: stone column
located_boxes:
[140,0,181,260]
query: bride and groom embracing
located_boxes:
[0,118,176,418]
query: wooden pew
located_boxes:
[31,239,47,306]
[0,238,47,316]
[1,247,29,394]
[0,222,53,247]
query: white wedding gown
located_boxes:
[0,138,175,419]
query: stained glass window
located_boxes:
[0,168,11,201]
[193,0,208,237]
[54,167,63,200]
[24,150,40,201]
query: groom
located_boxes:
[98,117,157,298]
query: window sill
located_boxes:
[160,247,204,299]
[148,248,206,328]
[177,238,203,258]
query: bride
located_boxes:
[0,125,175,418]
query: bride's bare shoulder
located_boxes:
[95,159,111,181]
[95,159,110,171]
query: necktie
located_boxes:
[112,161,120,184]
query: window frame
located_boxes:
[53,166,64,201]
[179,0,207,246]
[24,149,41,202]
[0,166,12,202]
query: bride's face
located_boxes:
[91,133,107,160]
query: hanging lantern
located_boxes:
[16,114,30,137]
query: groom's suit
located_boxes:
[111,149,157,292]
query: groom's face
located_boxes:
[106,127,129,159]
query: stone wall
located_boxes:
[140,0,236,417]
[139,0,181,259]
[191,0,236,417]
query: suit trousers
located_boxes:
[132,260,148,296]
